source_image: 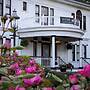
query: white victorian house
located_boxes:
[0,0,90,68]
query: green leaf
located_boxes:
[2,81,11,90]
[51,73,63,83]
[10,46,24,51]
[17,74,35,79]
[56,85,65,90]
[8,28,15,33]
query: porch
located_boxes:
[20,36,84,68]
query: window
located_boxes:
[50,8,54,25]
[83,45,87,58]
[41,6,48,25]
[35,5,40,23]
[0,0,3,16]
[76,10,82,29]
[5,0,11,15]
[76,45,80,61]
[33,42,37,56]
[83,16,86,30]
[23,2,27,11]
[72,45,75,61]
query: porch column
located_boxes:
[3,37,6,44]
[79,40,83,67]
[51,35,56,68]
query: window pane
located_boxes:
[83,16,86,30]
[0,0,2,3]
[35,5,40,23]
[35,5,39,14]
[6,0,10,7]
[50,8,54,25]
[0,4,2,16]
[23,2,27,11]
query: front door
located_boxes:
[42,44,50,66]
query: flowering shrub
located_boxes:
[1,40,90,90]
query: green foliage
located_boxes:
[1,16,7,24]
[20,39,29,47]
[10,46,24,51]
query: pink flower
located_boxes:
[15,69,22,75]
[10,63,19,70]
[42,87,56,90]
[78,65,90,77]
[23,75,42,86]
[3,40,11,49]
[25,66,36,73]
[69,74,78,84]
[70,85,80,90]
[8,87,15,90]
[15,85,26,90]
[29,60,35,66]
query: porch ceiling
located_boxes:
[21,36,82,44]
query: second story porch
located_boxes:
[18,16,84,39]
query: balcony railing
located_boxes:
[19,16,80,29]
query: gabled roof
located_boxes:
[74,0,90,5]
[50,0,90,10]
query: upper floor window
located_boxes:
[76,10,82,29]
[83,16,86,30]
[35,5,40,22]
[50,8,54,25]
[5,0,11,15]
[0,0,3,16]
[23,2,27,11]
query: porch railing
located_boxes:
[30,56,66,67]
[82,57,90,67]
[19,16,80,29]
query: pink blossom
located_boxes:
[8,87,15,90]
[15,69,22,75]
[15,85,26,90]
[25,66,36,73]
[10,63,19,70]
[23,75,42,86]
[69,74,78,84]
[42,87,56,90]
[78,65,90,77]
[70,85,80,90]
[3,40,11,49]
[29,60,35,66]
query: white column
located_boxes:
[75,44,77,61]
[11,37,14,48]
[51,36,56,68]
[3,37,6,44]
[79,40,83,67]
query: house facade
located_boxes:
[0,0,90,68]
